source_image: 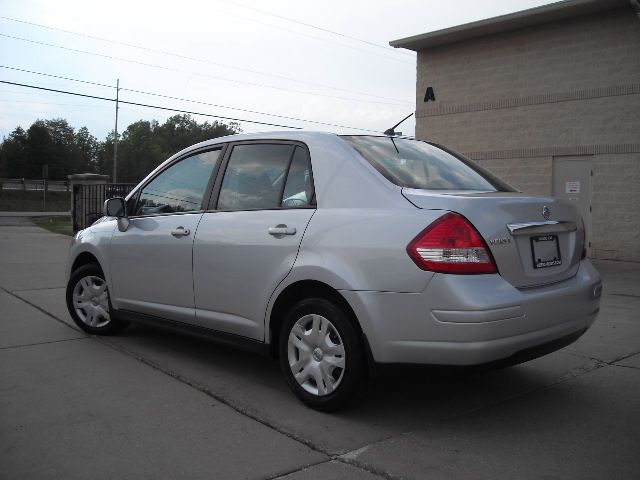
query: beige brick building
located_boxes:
[391,0,640,262]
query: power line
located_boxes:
[0,15,412,97]
[0,33,412,107]
[1,66,113,90]
[0,80,381,133]
[189,7,414,65]
[0,66,383,131]
[1,13,412,64]
[0,98,111,108]
[221,0,414,57]
[0,80,298,129]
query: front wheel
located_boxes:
[66,263,128,335]
[279,298,365,411]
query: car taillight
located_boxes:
[407,212,498,274]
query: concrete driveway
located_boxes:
[1,220,639,479]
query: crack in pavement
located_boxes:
[563,348,640,367]
[94,334,331,455]
[614,364,640,371]
[264,456,400,480]
[11,286,65,292]
[89,338,400,479]
[335,353,617,466]
[336,442,409,480]
[0,337,86,350]
[613,350,640,361]
[0,286,83,334]
[609,293,640,300]
[262,460,334,480]
[337,456,405,480]
[435,357,608,424]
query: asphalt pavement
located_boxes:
[1,220,639,479]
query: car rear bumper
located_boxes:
[340,260,601,365]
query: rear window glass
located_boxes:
[342,136,514,192]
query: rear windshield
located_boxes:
[342,136,515,192]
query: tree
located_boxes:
[154,115,239,154]
[0,126,28,178]
[74,127,101,174]
[0,114,241,182]
[38,119,77,180]
[106,114,240,183]
[112,120,164,183]
[0,119,89,180]
[25,121,53,179]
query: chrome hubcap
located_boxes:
[287,314,345,396]
[312,348,323,362]
[72,275,111,328]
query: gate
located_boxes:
[72,183,135,232]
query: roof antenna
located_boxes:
[384,112,414,136]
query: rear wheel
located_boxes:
[279,297,364,411]
[66,263,128,335]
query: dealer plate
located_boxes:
[531,235,562,269]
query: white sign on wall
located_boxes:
[566,181,581,194]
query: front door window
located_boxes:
[135,149,221,215]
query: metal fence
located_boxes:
[72,183,135,232]
[1,178,71,191]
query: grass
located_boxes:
[32,216,73,236]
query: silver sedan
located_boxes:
[66,132,602,411]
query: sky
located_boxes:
[1,0,556,142]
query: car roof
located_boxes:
[183,131,416,151]
[190,130,339,148]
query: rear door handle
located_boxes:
[268,225,296,236]
[171,227,191,237]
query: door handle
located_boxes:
[268,225,296,236]
[171,227,191,237]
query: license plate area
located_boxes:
[531,235,562,269]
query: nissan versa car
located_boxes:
[66,132,602,411]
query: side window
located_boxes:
[135,149,221,216]
[282,146,314,207]
[217,144,294,210]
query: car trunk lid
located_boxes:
[402,188,584,288]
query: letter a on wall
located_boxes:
[424,87,436,102]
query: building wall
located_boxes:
[591,153,640,261]
[414,7,640,262]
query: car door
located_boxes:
[109,148,223,324]
[193,142,316,340]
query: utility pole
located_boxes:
[112,79,120,183]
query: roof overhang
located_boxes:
[390,0,632,51]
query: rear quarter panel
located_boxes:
[292,207,439,293]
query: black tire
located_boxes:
[66,263,128,335]
[279,297,365,411]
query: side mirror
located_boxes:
[104,197,126,217]
[104,197,130,232]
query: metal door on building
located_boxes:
[552,156,593,255]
